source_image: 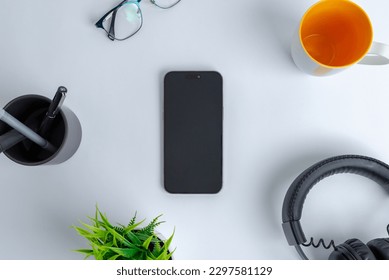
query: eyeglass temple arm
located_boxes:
[150,0,181,9]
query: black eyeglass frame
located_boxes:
[95,0,143,41]
[95,0,182,41]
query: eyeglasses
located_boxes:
[95,0,181,41]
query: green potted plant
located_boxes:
[73,206,175,260]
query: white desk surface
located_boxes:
[1,0,389,260]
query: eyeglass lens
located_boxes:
[102,2,142,40]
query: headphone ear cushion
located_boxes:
[329,239,377,260]
[328,247,349,260]
[367,238,389,260]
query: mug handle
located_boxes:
[358,41,389,65]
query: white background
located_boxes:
[0,0,389,260]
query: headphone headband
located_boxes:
[282,155,389,246]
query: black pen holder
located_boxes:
[0,95,82,166]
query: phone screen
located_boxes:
[164,71,223,193]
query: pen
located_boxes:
[0,108,56,152]
[39,86,67,137]
[0,129,25,153]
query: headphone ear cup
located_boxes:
[328,246,349,260]
[329,239,377,260]
[367,238,389,260]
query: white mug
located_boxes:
[291,0,389,76]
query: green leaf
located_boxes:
[75,249,93,254]
[123,219,144,234]
[160,229,175,252]
[128,212,137,227]
[139,214,163,236]
[109,247,143,259]
[152,240,161,255]
[108,254,121,260]
[97,209,114,229]
[94,204,99,227]
[106,227,133,247]
[112,235,118,247]
[73,226,91,237]
[125,231,142,245]
[142,235,154,250]
[81,223,104,235]
[165,250,175,260]
[73,249,94,259]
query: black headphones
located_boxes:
[282,155,389,260]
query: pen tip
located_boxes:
[57,86,67,94]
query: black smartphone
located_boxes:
[164,71,223,194]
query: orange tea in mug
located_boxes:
[291,0,389,76]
